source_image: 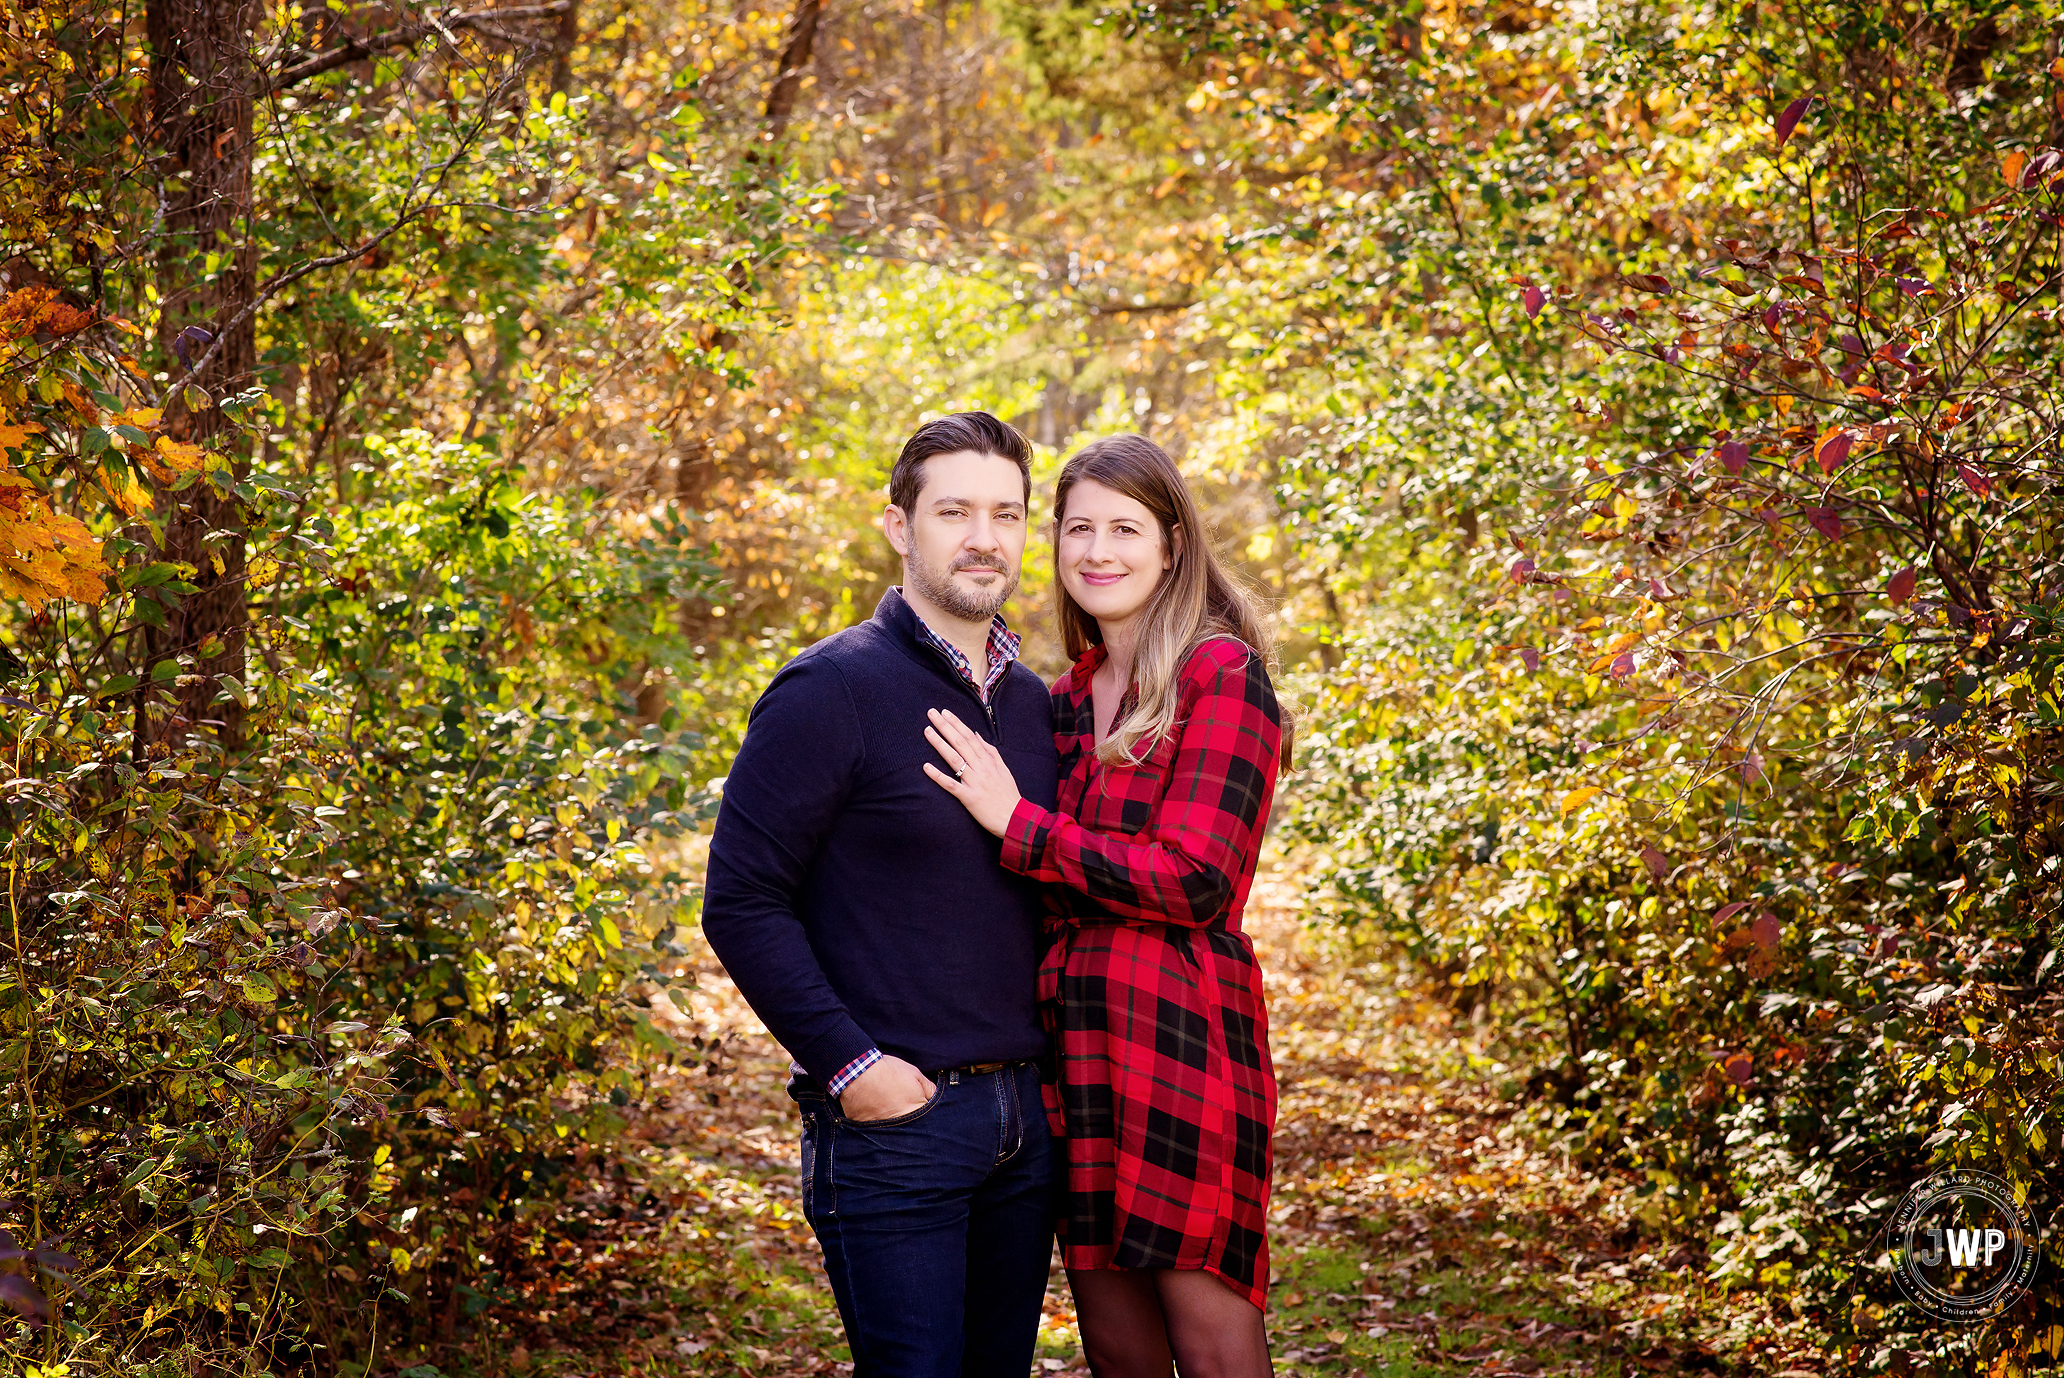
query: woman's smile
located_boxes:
[1058,479,1173,623]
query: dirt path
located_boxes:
[448,863,1821,1378]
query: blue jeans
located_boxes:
[791,1060,1058,1378]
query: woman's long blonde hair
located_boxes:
[1054,434,1287,767]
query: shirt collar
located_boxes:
[892,586,1020,701]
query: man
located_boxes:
[702,412,1060,1378]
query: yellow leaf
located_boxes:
[122,407,163,429]
[98,467,152,516]
[1605,630,1642,655]
[1561,786,1602,817]
[154,435,205,471]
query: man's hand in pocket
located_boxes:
[839,1054,934,1122]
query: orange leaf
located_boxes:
[2002,150,2028,189]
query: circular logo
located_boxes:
[1887,1169,2040,1322]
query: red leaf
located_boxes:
[1509,555,1537,583]
[1887,567,1917,606]
[1518,647,1540,673]
[1609,651,1636,679]
[1804,505,1843,541]
[1761,303,1782,332]
[1718,439,1750,474]
[1751,912,1782,950]
[1523,283,1545,318]
[1814,429,1853,473]
[1713,901,1749,924]
[1775,95,1814,150]
[1641,845,1669,880]
[1896,276,1934,297]
[1722,1052,1754,1086]
[0,1275,48,1326]
[1625,273,1672,294]
[1957,464,1994,498]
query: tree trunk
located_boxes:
[550,0,579,92]
[142,0,257,751]
[763,0,822,136]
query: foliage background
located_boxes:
[2,0,2060,1373]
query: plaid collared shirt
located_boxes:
[816,595,1023,1097]
[908,599,1022,704]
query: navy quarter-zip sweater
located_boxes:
[702,588,1059,1084]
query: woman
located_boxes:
[921,434,1285,1378]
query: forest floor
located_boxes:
[441,862,1833,1378]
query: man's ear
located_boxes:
[883,503,911,558]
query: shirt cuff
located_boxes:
[826,1047,882,1096]
[1000,797,1053,874]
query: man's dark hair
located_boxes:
[888,411,1033,516]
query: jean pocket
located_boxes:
[836,1074,946,1128]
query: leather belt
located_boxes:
[943,1059,1022,1077]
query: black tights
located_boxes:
[1068,1267,1273,1378]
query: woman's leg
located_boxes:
[1153,1269,1273,1378]
[1069,1268,1174,1378]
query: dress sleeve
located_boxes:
[1000,644,1279,927]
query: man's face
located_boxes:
[884,449,1028,623]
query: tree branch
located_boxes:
[263,2,569,94]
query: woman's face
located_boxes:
[1057,478,1173,628]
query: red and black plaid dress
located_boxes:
[1000,635,1280,1310]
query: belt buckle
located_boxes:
[962,1060,1009,1076]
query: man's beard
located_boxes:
[907,545,1018,622]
